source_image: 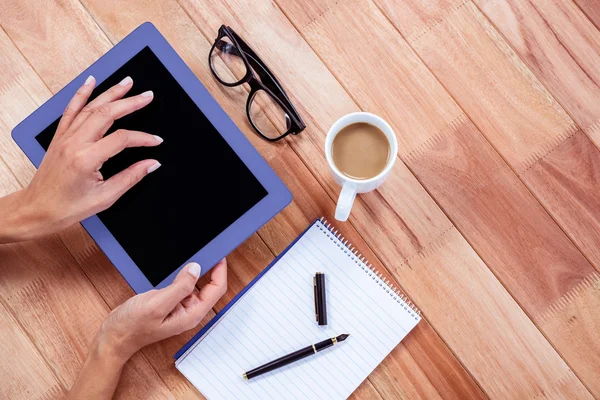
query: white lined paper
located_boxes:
[176,220,421,400]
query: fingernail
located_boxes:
[147,161,161,174]
[188,262,201,278]
[119,76,133,86]
[84,75,95,86]
[141,90,153,98]
[153,135,164,144]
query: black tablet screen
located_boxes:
[36,47,268,286]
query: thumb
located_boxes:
[101,159,160,206]
[151,262,201,315]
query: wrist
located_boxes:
[0,188,66,243]
[94,318,141,366]
[91,329,132,369]
[69,328,129,400]
[0,190,42,243]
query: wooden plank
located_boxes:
[385,0,600,269]
[405,118,592,314]
[269,0,594,397]
[0,0,110,93]
[178,0,590,397]
[472,0,600,136]
[0,27,47,186]
[521,130,600,275]
[402,228,592,399]
[406,118,600,396]
[411,2,576,173]
[466,0,600,271]
[0,301,65,400]
[572,0,600,31]
[76,0,484,397]
[370,0,600,394]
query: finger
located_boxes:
[56,75,95,136]
[79,91,154,141]
[91,129,163,165]
[86,76,133,109]
[164,259,228,333]
[68,76,135,132]
[151,263,202,315]
[99,159,160,207]
[195,258,227,307]
[183,259,228,320]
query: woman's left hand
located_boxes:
[0,75,162,243]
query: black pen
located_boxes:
[243,334,350,380]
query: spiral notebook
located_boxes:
[175,218,421,400]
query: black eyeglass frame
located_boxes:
[209,25,306,142]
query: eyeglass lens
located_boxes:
[249,90,291,140]
[210,36,247,84]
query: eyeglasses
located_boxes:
[209,25,306,141]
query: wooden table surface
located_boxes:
[1,0,600,398]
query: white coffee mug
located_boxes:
[325,112,398,222]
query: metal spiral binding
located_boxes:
[318,218,421,321]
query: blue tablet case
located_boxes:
[11,23,292,293]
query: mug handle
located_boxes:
[335,182,357,222]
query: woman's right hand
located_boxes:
[96,259,228,362]
[67,259,228,400]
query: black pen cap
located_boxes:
[314,272,327,325]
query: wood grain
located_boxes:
[0,27,47,186]
[467,0,600,269]
[276,0,594,396]
[406,118,600,395]
[0,0,109,93]
[410,2,576,172]
[400,228,591,399]
[473,0,600,135]
[405,118,593,313]
[521,131,600,275]
[572,0,600,32]
[0,0,599,398]
[369,0,600,394]
[378,0,600,272]
[0,300,64,400]
[537,271,600,397]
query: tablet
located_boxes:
[12,23,292,293]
